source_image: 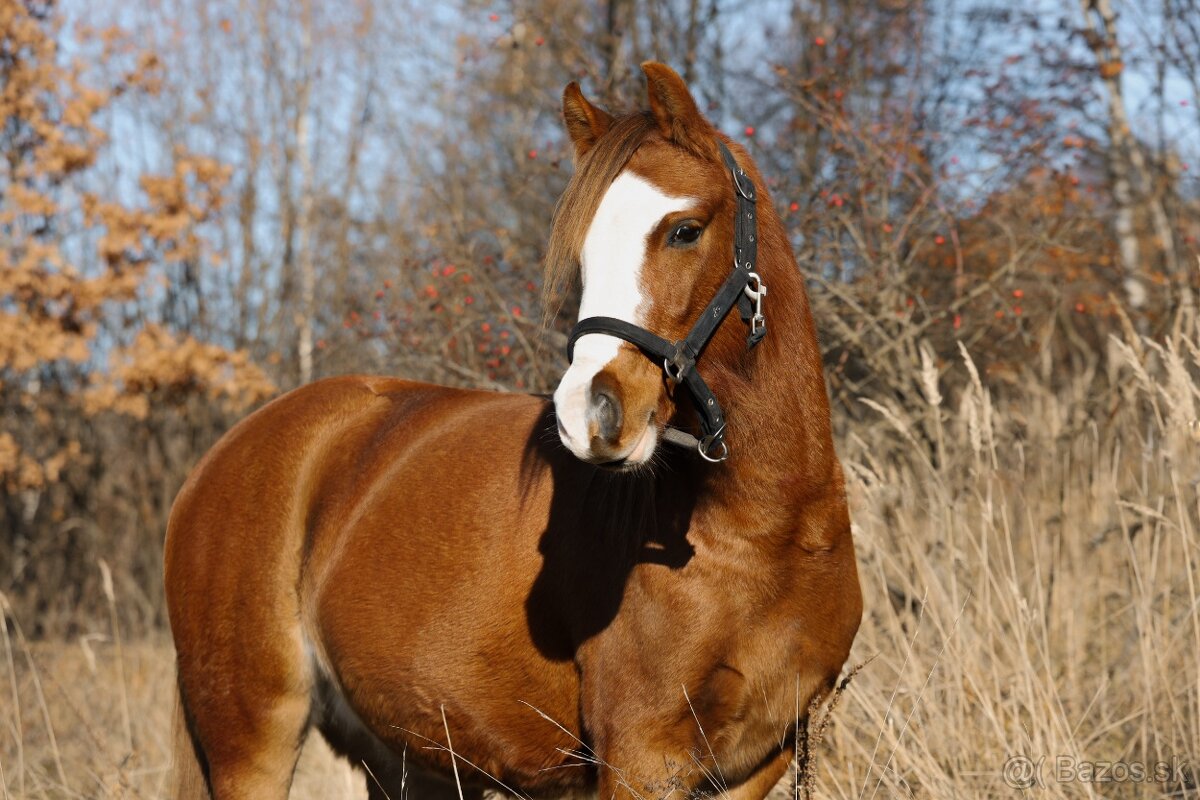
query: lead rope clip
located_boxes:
[744,272,767,335]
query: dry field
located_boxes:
[3,321,1198,799]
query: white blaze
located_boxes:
[553,171,694,461]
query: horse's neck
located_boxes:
[703,263,840,531]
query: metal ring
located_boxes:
[697,435,729,463]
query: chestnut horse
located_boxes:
[165,63,861,800]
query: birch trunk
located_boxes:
[1081,0,1179,301]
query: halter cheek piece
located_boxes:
[565,140,767,464]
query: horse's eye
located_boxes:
[668,222,704,247]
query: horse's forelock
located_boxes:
[542,112,658,320]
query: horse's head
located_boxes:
[550,63,764,469]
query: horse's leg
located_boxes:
[719,750,791,800]
[185,652,313,800]
[172,539,315,799]
[596,748,789,800]
[363,763,486,800]
[594,739,704,800]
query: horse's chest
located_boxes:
[700,620,809,762]
[597,586,813,777]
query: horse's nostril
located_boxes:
[592,388,622,442]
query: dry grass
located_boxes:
[0,625,365,798]
[3,315,1198,799]
[805,316,1200,798]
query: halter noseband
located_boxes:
[565,140,767,464]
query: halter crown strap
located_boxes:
[565,139,764,463]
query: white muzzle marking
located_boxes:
[553,171,693,463]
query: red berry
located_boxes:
[1012,289,1024,299]
[744,126,755,136]
[528,149,537,159]
[935,235,945,245]
[814,36,826,46]
[789,202,799,212]
[535,36,544,46]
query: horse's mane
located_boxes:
[542,111,658,316]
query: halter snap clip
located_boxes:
[744,272,767,336]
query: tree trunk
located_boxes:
[1081,0,1179,300]
[296,0,316,385]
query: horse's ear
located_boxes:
[642,62,716,157]
[562,82,612,162]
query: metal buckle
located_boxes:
[663,344,693,383]
[732,167,756,202]
[697,429,729,463]
[663,357,688,383]
[744,272,767,334]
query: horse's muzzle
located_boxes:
[553,353,662,467]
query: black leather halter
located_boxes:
[566,140,767,463]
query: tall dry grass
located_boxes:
[809,305,1200,798]
[2,305,1198,799]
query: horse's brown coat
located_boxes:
[165,63,861,800]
